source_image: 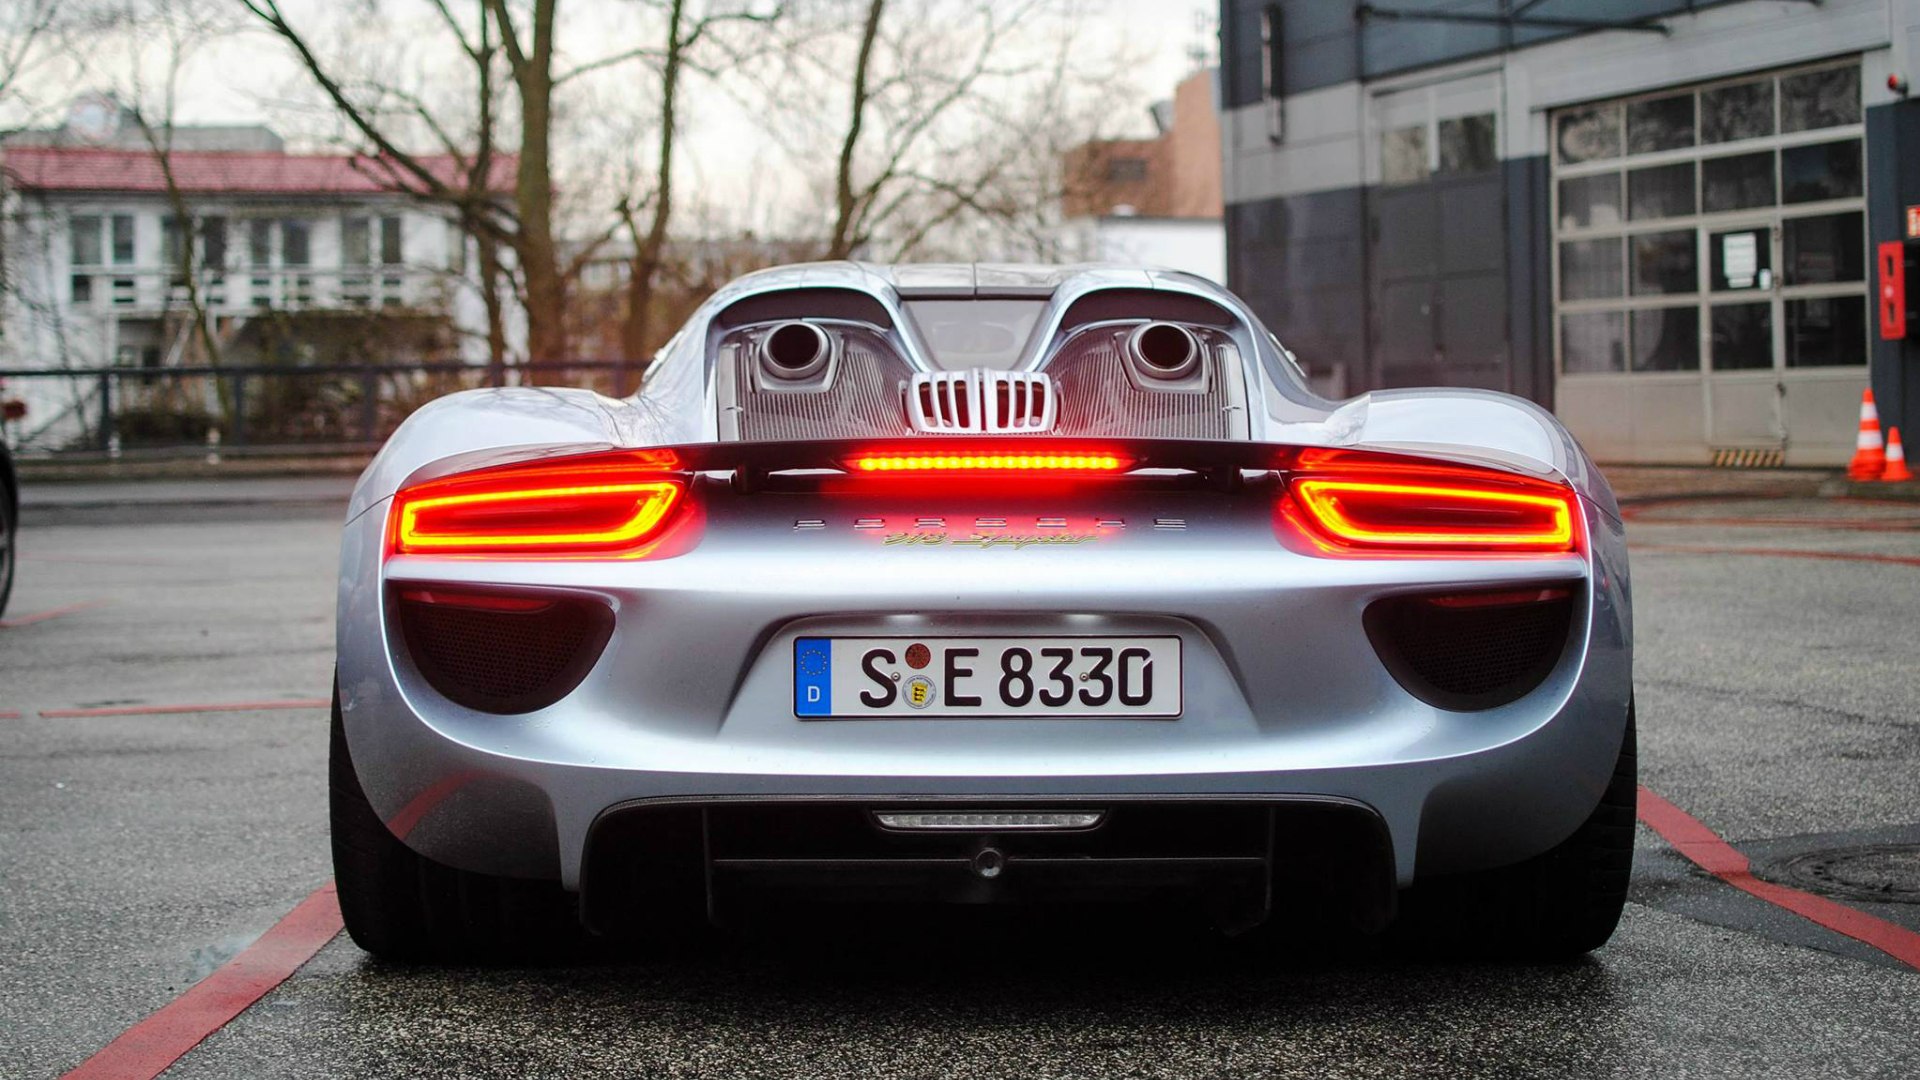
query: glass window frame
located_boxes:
[1549,58,1866,380]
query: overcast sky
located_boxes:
[8,1,1217,229]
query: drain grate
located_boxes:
[1775,844,1920,904]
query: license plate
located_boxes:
[793,636,1182,718]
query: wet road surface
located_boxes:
[3,485,1917,1078]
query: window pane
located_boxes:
[1781,140,1861,203]
[1781,65,1860,133]
[1628,162,1695,220]
[201,217,227,270]
[249,220,273,266]
[1562,312,1626,373]
[1782,212,1864,285]
[342,217,371,266]
[71,274,93,303]
[282,220,311,266]
[160,215,183,265]
[111,215,135,264]
[1627,93,1694,154]
[1701,79,1774,144]
[380,217,403,265]
[1710,303,1773,370]
[1632,307,1700,371]
[1560,237,1623,300]
[1631,230,1697,295]
[1381,125,1427,185]
[1558,173,1622,229]
[1710,227,1772,292]
[1556,104,1621,164]
[1786,296,1866,367]
[70,215,101,265]
[1438,114,1496,176]
[1702,151,1775,212]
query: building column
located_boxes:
[1866,97,1920,437]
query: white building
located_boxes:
[0,100,517,449]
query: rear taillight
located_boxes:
[1281,463,1580,556]
[389,450,686,557]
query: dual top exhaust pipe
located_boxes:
[760,317,1202,384]
[760,320,833,381]
[1125,321,1202,381]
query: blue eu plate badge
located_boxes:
[794,638,832,716]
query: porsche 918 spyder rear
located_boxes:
[331,267,1634,963]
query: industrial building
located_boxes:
[1219,0,1920,464]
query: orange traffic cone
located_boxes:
[1848,389,1885,481]
[1883,427,1914,483]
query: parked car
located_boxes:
[330,263,1634,962]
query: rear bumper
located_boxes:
[580,796,1395,933]
[335,490,1633,896]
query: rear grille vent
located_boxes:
[908,370,1055,433]
[395,589,613,714]
[1046,326,1235,439]
[1364,587,1577,710]
[731,327,915,440]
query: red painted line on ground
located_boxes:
[59,883,343,1080]
[1628,514,1920,532]
[1630,543,1920,568]
[0,709,20,720]
[0,599,103,628]
[39,698,330,719]
[1638,785,1920,971]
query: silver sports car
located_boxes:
[332,263,1634,961]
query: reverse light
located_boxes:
[1286,473,1579,555]
[389,451,685,557]
[850,450,1130,474]
[873,811,1105,831]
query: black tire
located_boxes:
[0,466,15,619]
[329,683,581,963]
[1393,704,1637,960]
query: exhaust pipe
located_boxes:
[1125,321,1201,380]
[760,320,832,381]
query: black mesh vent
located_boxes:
[1364,588,1577,711]
[732,326,915,440]
[1045,326,1233,439]
[396,590,613,714]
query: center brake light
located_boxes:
[848,448,1131,474]
[1282,456,1580,556]
[389,449,685,557]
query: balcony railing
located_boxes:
[63,264,451,315]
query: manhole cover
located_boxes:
[1775,845,1920,904]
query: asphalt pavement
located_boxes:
[2,476,1917,1079]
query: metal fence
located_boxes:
[0,360,645,457]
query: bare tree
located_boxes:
[242,0,588,371]
[616,0,780,360]
[121,0,235,373]
[0,0,64,117]
[743,0,1099,261]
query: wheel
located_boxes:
[1393,703,1637,960]
[329,681,581,963]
